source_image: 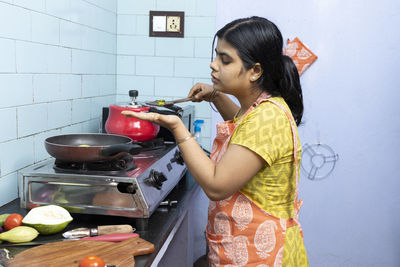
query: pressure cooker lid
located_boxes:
[113,90,183,116]
[114,90,148,108]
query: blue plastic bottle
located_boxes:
[193,119,204,144]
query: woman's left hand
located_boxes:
[121,111,182,132]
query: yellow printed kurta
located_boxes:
[230,96,308,266]
[207,93,308,266]
[206,92,308,267]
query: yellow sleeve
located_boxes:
[230,100,293,166]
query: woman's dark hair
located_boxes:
[212,16,303,125]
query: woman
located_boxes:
[123,16,309,267]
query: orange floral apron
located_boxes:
[207,92,303,267]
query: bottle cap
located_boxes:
[193,119,204,132]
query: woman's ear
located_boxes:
[249,63,263,82]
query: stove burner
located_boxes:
[53,155,136,176]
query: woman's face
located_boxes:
[210,39,253,97]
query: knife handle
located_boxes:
[97,224,134,236]
[81,233,139,242]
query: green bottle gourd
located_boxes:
[0,226,39,243]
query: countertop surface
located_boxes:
[0,173,199,267]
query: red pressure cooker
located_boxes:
[105,90,160,142]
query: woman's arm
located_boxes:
[188,83,239,121]
[178,134,265,200]
[120,111,265,200]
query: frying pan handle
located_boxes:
[100,144,142,156]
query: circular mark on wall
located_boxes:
[301,143,339,180]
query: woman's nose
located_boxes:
[210,59,217,71]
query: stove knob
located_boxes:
[144,170,167,190]
[171,150,184,165]
[117,182,137,194]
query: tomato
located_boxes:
[79,255,105,267]
[4,213,23,231]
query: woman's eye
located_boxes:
[221,57,230,64]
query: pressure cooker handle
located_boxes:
[165,105,183,115]
[100,144,142,156]
[149,106,183,117]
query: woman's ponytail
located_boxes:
[280,55,303,125]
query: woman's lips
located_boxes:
[211,75,219,84]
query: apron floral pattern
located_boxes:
[207,92,302,267]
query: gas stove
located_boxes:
[18,142,186,218]
[18,105,195,219]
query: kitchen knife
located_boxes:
[0,233,139,247]
[63,224,134,239]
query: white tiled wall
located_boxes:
[0,0,117,206]
[0,0,216,206]
[116,0,216,150]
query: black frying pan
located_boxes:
[45,134,142,162]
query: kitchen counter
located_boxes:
[0,173,208,267]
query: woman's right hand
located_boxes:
[188,83,216,102]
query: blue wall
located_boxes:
[215,0,400,266]
[0,0,216,207]
[0,0,117,206]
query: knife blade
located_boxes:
[0,233,139,247]
[63,224,134,239]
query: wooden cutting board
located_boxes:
[7,237,154,267]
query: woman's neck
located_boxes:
[236,89,264,117]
